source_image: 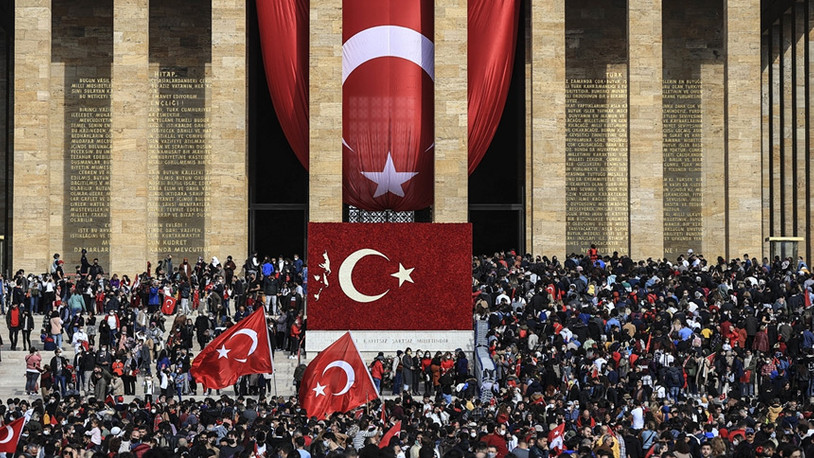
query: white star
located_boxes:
[216,345,230,359]
[391,263,415,287]
[313,382,327,397]
[361,153,418,198]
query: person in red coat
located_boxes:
[481,423,510,458]
[371,352,385,393]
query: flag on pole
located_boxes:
[189,307,273,389]
[548,423,565,454]
[299,332,379,419]
[0,416,26,453]
[379,421,401,449]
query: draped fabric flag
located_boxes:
[342,0,435,211]
[189,307,274,389]
[256,0,309,168]
[467,0,520,174]
[256,0,519,209]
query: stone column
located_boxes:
[725,0,763,257]
[433,0,468,223]
[795,3,807,256]
[782,12,793,236]
[207,0,248,262]
[628,0,663,259]
[13,0,51,272]
[529,0,565,257]
[110,0,149,275]
[309,0,343,222]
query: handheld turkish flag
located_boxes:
[299,332,378,419]
[548,423,565,454]
[161,296,176,315]
[379,421,401,449]
[0,416,26,453]
[806,288,811,308]
[307,223,471,331]
[189,307,273,389]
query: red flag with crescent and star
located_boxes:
[189,307,273,390]
[0,416,26,453]
[299,332,379,419]
[161,295,177,315]
[307,222,472,331]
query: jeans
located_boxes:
[53,333,62,349]
[9,329,18,349]
[373,377,381,393]
[393,371,402,395]
[25,371,39,393]
[53,374,67,395]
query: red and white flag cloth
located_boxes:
[379,421,401,449]
[307,223,472,331]
[299,332,379,419]
[161,295,177,315]
[0,416,26,453]
[548,423,566,454]
[189,307,273,389]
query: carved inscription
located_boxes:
[147,68,209,257]
[663,79,703,254]
[67,77,111,256]
[565,74,629,255]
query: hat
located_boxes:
[110,426,123,437]
[745,427,755,434]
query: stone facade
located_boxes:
[9,0,788,270]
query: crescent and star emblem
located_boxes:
[216,328,258,363]
[312,360,356,397]
[0,425,13,444]
[342,25,433,198]
[337,249,414,303]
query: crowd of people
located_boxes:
[1,248,814,458]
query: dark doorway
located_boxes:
[468,1,526,256]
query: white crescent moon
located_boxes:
[338,249,390,303]
[0,425,13,444]
[342,25,435,84]
[228,329,258,363]
[323,360,356,396]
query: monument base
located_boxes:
[306,330,475,353]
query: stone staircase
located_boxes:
[0,342,309,400]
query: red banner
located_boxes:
[256,0,309,167]
[256,0,520,198]
[307,223,472,330]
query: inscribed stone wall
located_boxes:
[148,1,211,260]
[661,0,724,258]
[564,0,628,256]
[51,0,113,267]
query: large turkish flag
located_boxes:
[189,307,274,389]
[307,223,472,330]
[0,416,26,454]
[342,0,435,211]
[299,332,378,419]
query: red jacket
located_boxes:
[371,359,384,380]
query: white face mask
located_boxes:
[397,453,406,458]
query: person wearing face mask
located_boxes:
[482,423,510,458]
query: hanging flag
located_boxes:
[189,307,273,389]
[379,421,402,449]
[162,295,177,315]
[0,416,26,454]
[805,287,811,308]
[548,423,566,454]
[299,332,379,419]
